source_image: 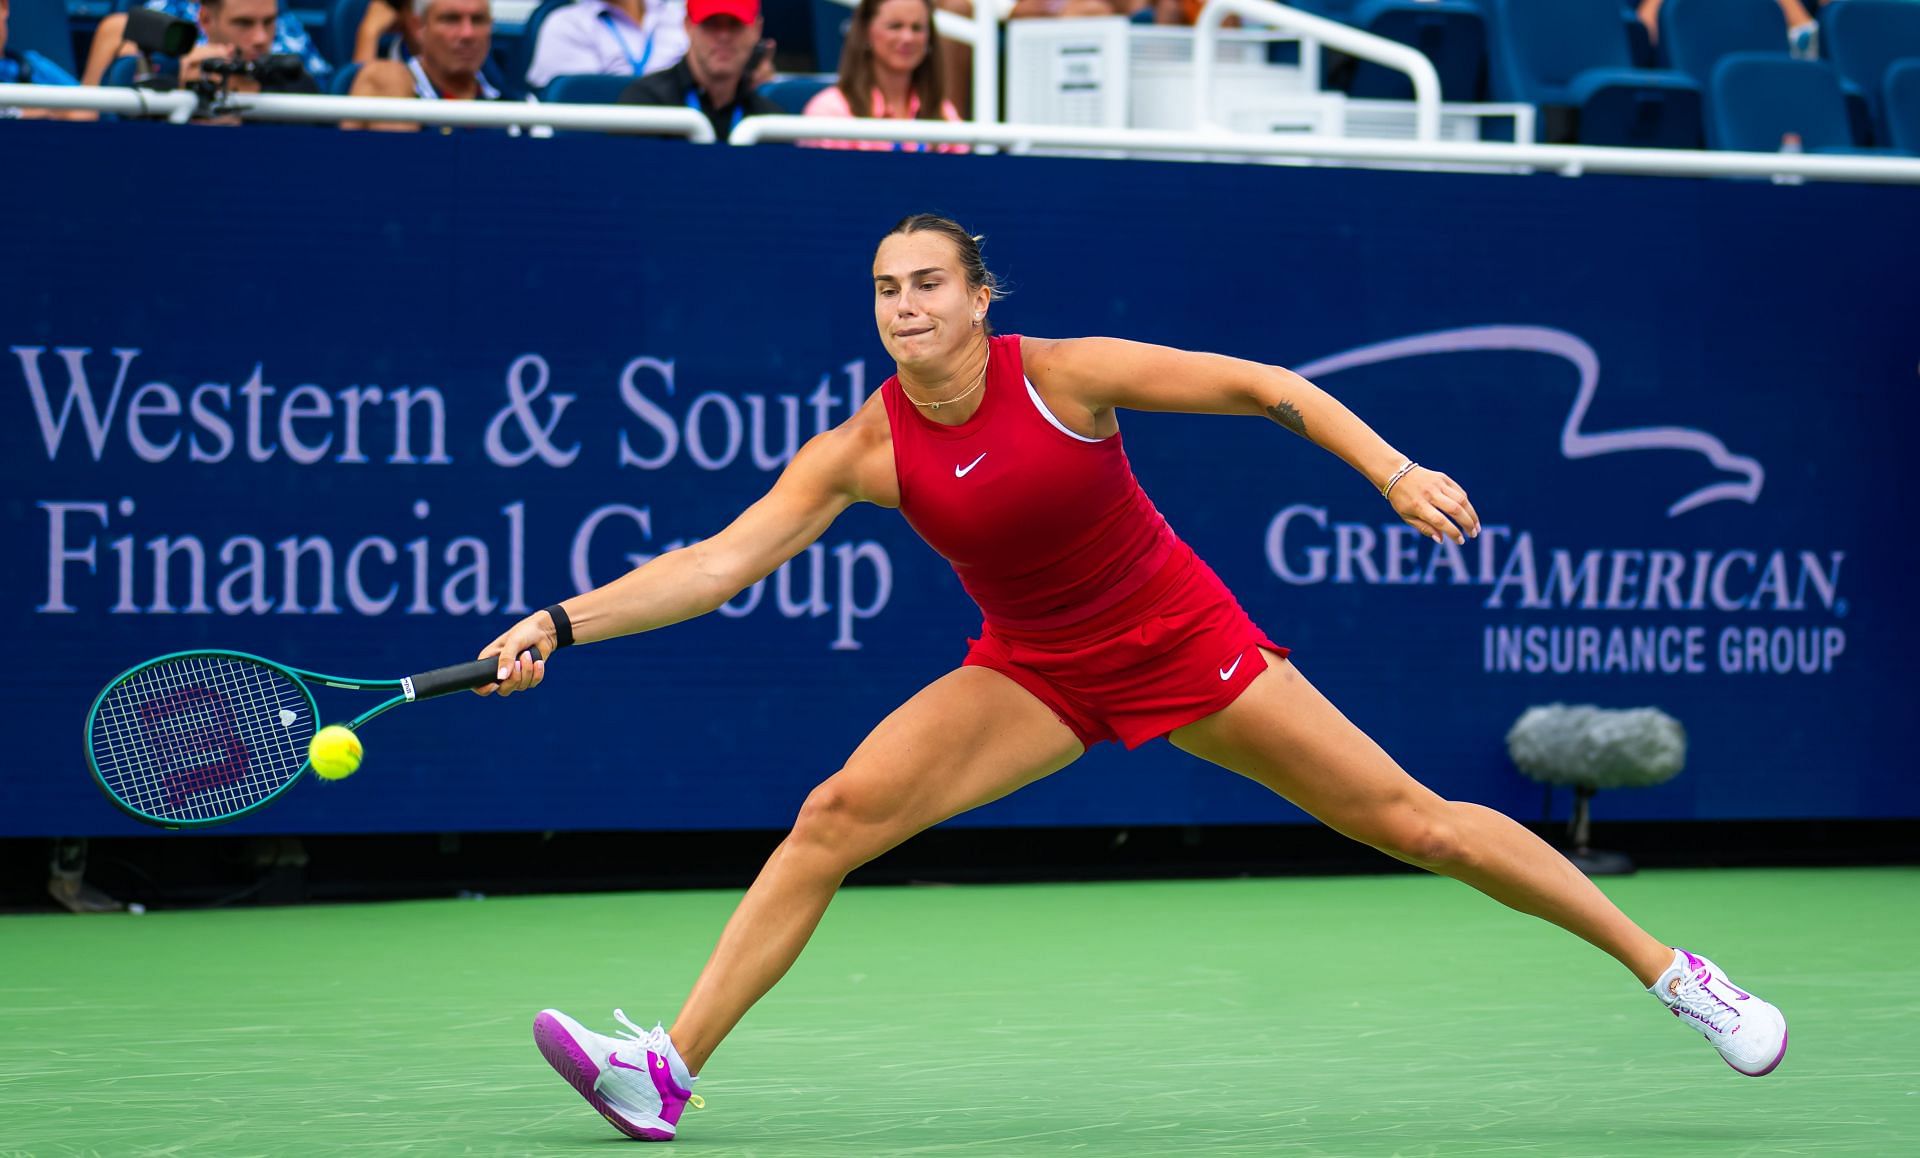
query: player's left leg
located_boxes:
[1169,650,1787,1074]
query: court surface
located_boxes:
[2,867,1913,1156]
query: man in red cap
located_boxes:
[617,0,778,141]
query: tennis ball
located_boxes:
[309,725,363,780]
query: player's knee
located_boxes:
[788,778,891,864]
[1378,808,1472,871]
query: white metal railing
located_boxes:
[726,115,1920,183]
[10,84,1920,184]
[222,92,716,138]
[0,82,199,122]
[1194,0,1441,140]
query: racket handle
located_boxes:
[406,654,536,700]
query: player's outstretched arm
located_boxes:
[1025,336,1480,546]
[476,409,889,694]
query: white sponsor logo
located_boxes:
[955,452,987,478]
[1271,326,1846,677]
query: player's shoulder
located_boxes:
[813,394,897,506]
[789,393,893,492]
[1020,335,1138,377]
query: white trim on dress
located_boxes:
[1024,376,1109,443]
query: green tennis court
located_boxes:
[4,867,1914,1156]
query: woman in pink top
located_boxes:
[801,0,967,152]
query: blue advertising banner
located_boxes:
[5,122,1916,835]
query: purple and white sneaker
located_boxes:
[1652,949,1788,1076]
[532,1008,702,1140]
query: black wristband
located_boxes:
[543,603,574,649]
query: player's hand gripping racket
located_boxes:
[85,650,513,829]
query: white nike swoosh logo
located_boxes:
[955,453,987,478]
[1219,656,1243,680]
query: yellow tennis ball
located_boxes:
[308,726,363,780]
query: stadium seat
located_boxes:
[1825,1,1920,140]
[328,0,375,69]
[1486,0,1703,146]
[1708,53,1854,152]
[812,0,850,76]
[507,0,576,98]
[543,72,632,103]
[1625,7,1656,69]
[7,0,78,77]
[101,55,142,87]
[330,60,362,94]
[758,74,834,112]
[1887,57,1920,154]
[1280,0,1486,101]
[1659,0,1783,85]
[1348,1,1487,102]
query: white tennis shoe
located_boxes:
[532,1008,702,1140]
[1652,948,1788,1076]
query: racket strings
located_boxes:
[91,655,313,823]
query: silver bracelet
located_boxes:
[1381,460,1419,498]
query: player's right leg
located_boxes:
[535,665,1083,1139]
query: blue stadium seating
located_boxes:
[1659,0,1782,84]
[1708,53,1854,151]
[101,54,141,86]
[811,0,850,77]
[328,0,375,69]
[1825,1,1920,140]
[1624,4,1655,69]
[1487,0,1703,146]
[508,0,575,98]
[330,59,363,93]
[758,74,833,113]
[1347,0,1487,102]
[1887,56,1920,154]
[9,0,79,77]
[1280,1,1486,101]
[544,72,632,102]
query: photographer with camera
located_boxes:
[175,0,319,94]
[81,0,329,90]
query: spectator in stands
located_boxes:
[801,0,966,151]
[1638,0,1831,60]
[1,0,87,119]
[82,0,331,86]
[348,0,498,120]
[1011,0,1129,17]
[524,0,689,92]
[617,0,780,140]
[353,0,419,63]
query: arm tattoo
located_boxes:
[1265,400,1308,440]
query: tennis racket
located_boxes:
[85,649,516,829]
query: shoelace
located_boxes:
[1669,972,1741,1035]
[606,1009,705,1110]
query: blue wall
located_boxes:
[5,121,1916,836]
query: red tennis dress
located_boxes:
[881,334,1287,749]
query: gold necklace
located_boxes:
[900,357,989,411]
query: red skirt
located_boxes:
[963,542,1287,749]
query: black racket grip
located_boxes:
[407,652,540,700]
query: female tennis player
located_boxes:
[477,214,1788,1140]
